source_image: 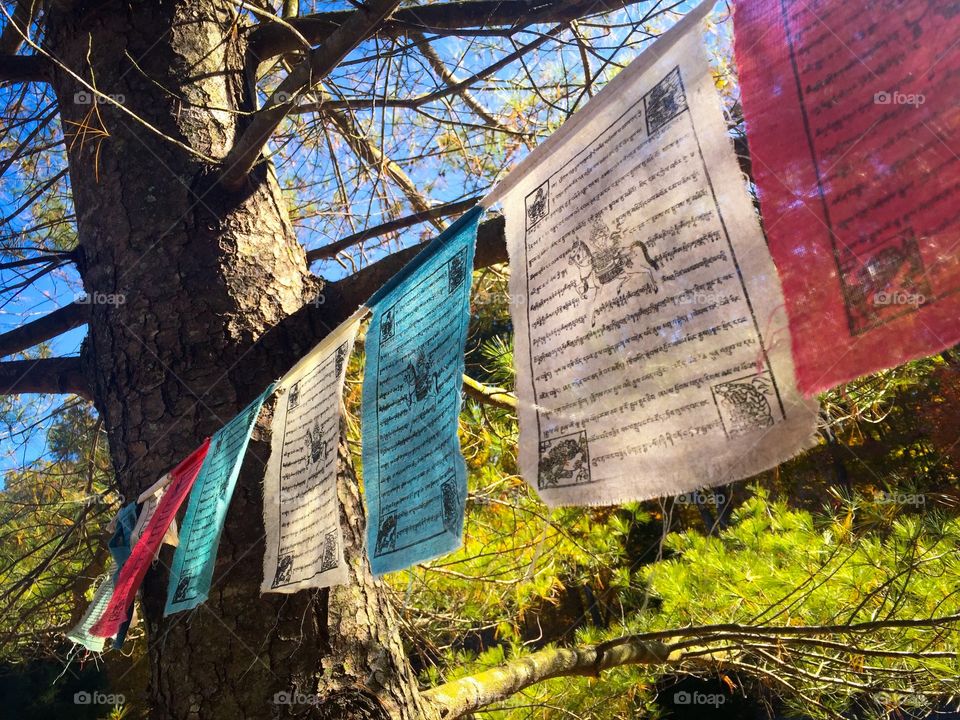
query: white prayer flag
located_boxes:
[130,473,179,555]
[487,1,819,506]
[66,562,118,652]
[261,309,364,593]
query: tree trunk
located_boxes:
[45,2,424,718]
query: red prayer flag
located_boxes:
[90,439,210,638]
[734,0,960,394]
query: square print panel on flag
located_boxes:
[362,206,482,574]
[734,0,960,393]
[484,0,819,506]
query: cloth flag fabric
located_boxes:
[482,1,818,506]
[91,441,209,638]
[107,503,139,648]
[362,206,482,574]
[130,473,180,556]
[165,387,274,615]
[261,310,364,593]
[733,0,960,394]
[66,562,118,652]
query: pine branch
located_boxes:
[220,0,403,190]
[422,636,674,719]
[305,197,480,264]
[0,53,47,83]
[462,373,516,410]
[0,356,90,397]
[0,302,89,358]
[249,0,652,61]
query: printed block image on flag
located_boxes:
[261,310,363,593]
[483,0,818,507]
[734,0,960,393]
[91,440,209,638]
[362,206,482,574]
[165,387,274,615]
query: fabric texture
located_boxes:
[489,1,819,506]
[165,387,274,615]
[362,206,482,574]
[733,0,960,393]
[261,310,363,593]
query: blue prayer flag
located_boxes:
[164,386,274,615]
[362,205,482,574]
[108,503,139,648]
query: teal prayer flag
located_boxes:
[164,386,274,615]
[362,205,482,574]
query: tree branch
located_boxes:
[0,53,47,83]
[462,374,516,411]
[0,357,90,398]
[220,0,402,190]
[305,197,479,264]
[249,213,505,386]
[422,636,673,719]
[322,213,505,321]
[0,302,89,358]
[0,0,40,55]
[249,0,652,61]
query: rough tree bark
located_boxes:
[45,2,424,718]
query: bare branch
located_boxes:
[305,197,480,264]
[249,0,652,61]
[0,302,89,358]
[462,374,516,411]
[323,213,505,320]
[0,356,90,397]
[0,53,47,83]
[220,0,403,190]
[0,0,40,55]
[422,636,673,719]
